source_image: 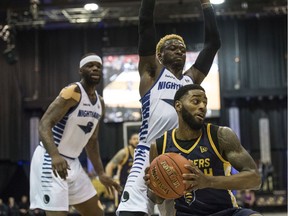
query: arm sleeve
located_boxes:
[193,6,221,76]
[138,0,157,56]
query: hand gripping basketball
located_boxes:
[148,152,190,199]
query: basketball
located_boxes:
[148,152,190,199]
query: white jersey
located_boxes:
[117,68,194,215]
[30,82,100,211]
[51,82,102,158]
[139,68,193,146]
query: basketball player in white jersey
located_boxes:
[30,53,121,216]
[117,0,221,215]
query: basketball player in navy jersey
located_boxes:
[117,0,221,215]
[30,53,121,216]
[145,84,262,216]
[105,133,139,206]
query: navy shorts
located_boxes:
[209,207,261,216]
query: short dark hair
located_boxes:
[174,84,205,106]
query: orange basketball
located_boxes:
[148,152,190,199]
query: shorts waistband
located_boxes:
[39,142,76,160]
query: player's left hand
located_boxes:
[143,166,151,186]
[143,166,164,204]
[182,160,210,192]
[99,173,122,195]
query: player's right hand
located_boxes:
[99,173,122,195]
[51,155,70,180]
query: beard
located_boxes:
[82,73,101,85]
[181,105,203,130]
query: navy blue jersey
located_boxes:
[156,123,238,216]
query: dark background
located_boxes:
[0,0,286,205]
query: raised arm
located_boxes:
[185,0,221,84]
[138,0,162,96]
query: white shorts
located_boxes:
[116,144,176,216]
[30,145,97,211]
[116,144,154,215]
[156,200,176,216]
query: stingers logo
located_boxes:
[200,146,208,153]
[184,190,196,205]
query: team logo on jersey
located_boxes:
[200,146,208,153]
[184,190,196,205]
[121,191,130,202]
[78,121,94,134]
[43,194,50,204]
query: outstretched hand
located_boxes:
[99,173,122,195]
[182,160,211,193]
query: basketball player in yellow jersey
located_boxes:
[30,53,121,216]
[106,133,139,206]
[145,84,262,216]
